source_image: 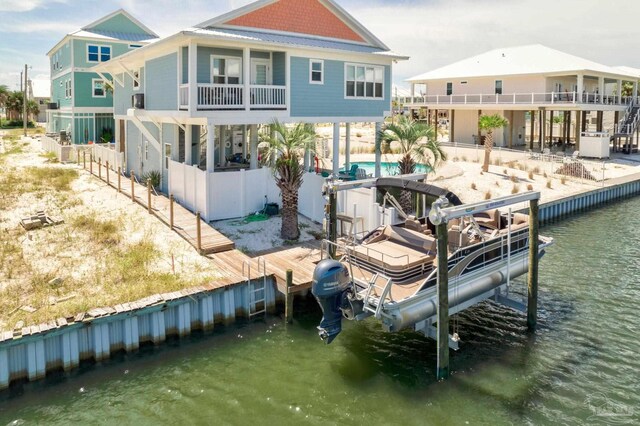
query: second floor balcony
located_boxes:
[401,92,638,109]
[179,83,287,111]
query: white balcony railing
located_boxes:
[250,85,286,108]
[178,84,287,110]
[401,93,639,107]
[198,84,244,109]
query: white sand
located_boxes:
[213,214,323,254]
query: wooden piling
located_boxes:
[130,170,135,202]
[527,198,540,331]
[328,189,337,259]
[83,151,86,169]
[106,161,110,185]
[169,194,174,229]
[196,212,202,253]
[285,269,293,323]
[147,179,152,214]
[98,159,102,179]
[436,222,450,380]
[117,167,121,193]
[90,154,93,174]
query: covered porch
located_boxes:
[178,42,288,111]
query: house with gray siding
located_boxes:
[46,10,158,144]
[93,0,407,221]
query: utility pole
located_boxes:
[23,64,28,137]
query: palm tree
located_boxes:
[479,114,509,172]
[380,116,447,211]
[260,121,317,240]
[27,100,39,123]
[0,85,9,118]
[5,91,23,121]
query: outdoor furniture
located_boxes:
[336,213,364,238]
[339,164,359,181]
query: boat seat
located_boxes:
[448,225,471,251]
[474,209,501,229]
[405,215,432,235]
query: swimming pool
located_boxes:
[351,161,431,177]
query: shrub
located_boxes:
[528,171,534,180]
[470,183,477,190]
[141,170,161,189]
[484,190,492,200]
[511,184,520,194]
[546,179,552,189]
[561,176,567,185]
[527,184,534,191]
[510,174,519,183]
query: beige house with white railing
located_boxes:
[403,45,640,153]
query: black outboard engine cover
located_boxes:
[311,259,351,344]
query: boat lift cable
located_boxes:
[382,192,408,221]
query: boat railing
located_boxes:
[320,239,410,277]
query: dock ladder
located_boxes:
[361,273,393,319]
[242,257,268,318]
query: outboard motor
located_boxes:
[311,259,352,344]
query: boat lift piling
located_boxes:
[430,191,541,379]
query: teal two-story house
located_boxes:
[46,9,158,144]
[93,0,407,221]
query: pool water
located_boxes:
[351,161,430,177]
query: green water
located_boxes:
[1,197,640,425]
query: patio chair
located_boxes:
[355,168,368,179]
[339,164,359,181]
[572,151,580,159]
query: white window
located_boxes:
[446,82,453,96]
[310,59,323,84]
[345,63,384,99]
[165,143,171,169]
[495,80,503,95]
[133,69,140,90]
[211,56,241,84]
[65,80,72,98]
[144,139,149,160]
[92,79,106,98]
[87,44,111,63]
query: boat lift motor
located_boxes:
[311,259,353,344]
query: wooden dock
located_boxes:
[87,159,234,254]
[258,242,323,293]
[83,157,322,294]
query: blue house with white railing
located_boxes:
[47,10,158,144]
[93,0,407,222]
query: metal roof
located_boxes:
[70,28,158,42]
[408,44,639,82]
[189,27,405,58]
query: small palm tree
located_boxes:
[0,85,9,115]
[380,116,447,211]
[479,114,509,172]
[27,100,39,122]
[260,121,317,240]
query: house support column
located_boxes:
[206,122,215,173]
[548,111,554,146]
[243,47,251,111]
[581,111,588,133]
[508,111,514,149]
[529,110,535,149]
[332,122,340,176]
[597,111,603,132]
[375,122,382,178]
[577,74,584,101]
[598,77,604,104]
[539,108,545,149]
[450,110,455,142]
[633,81,638,100]
[617,79,622,104]
[185,125,192,166]
[188,41,197,113]
[614,111,620,151]
[250,125,258,169]
[345,123,351,172]
[575,111,581,150]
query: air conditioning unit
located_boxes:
[132,93,145,109]
[47,102,58,110]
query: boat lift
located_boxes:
[428,191,541,380]
[321,176,542,381]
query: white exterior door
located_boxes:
[251,59,271,85]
